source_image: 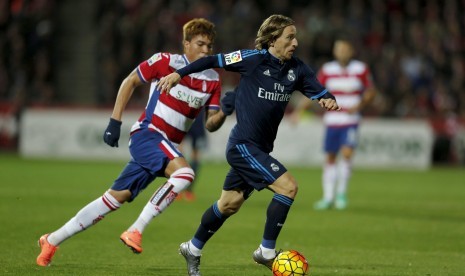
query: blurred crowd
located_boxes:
[94,0,465,120]
[0,0,55,107]
[1,0,464,119]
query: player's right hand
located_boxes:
[318,98,340,111]
[103,118,122,147]
[221,90,236,115]
[157,72,181,94]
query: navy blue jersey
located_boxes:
[219,49,327,152]
[177,49,328,152]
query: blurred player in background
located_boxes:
[292,38,377,210]
[157,14,339,276]
[177,108,208,201]
[36,18,236,266]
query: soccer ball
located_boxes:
[272,250,309,276]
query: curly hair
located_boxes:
[255,14,295,50]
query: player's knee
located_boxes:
[286,181,299,198]
[218,199,243,216]
[219,203,240,216]
[271,174,298,198]
[108,189,131,203]
[282,180,298,199]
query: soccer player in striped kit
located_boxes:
[36,18,235,266]
[294,38,377,210]
[157,14,340,276]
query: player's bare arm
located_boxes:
[157,72,181,94]
[348,86,377,113]
[204,109,228,132]
[111,69,143,121]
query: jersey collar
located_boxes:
[268,51,287,65]
[182,54,190,65]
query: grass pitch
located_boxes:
[0,154,464,275]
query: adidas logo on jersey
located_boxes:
[263,69,271,76]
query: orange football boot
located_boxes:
[120,230,143,254]
[36,234,58,266]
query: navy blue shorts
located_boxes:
[324,125,359,154]
[223,142,287,199]
[111,128,183,201]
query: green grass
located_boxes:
[1,154,464,275]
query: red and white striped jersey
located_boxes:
[318,60,373,127]
[130,53,221,145]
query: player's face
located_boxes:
[271,25,298,61]
[333,41,354,66]
[184,34,213,63]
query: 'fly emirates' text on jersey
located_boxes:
[133,53,221,145]
[178,49,328,152]
[318,60,373,127]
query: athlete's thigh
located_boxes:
[341,125,359,148]
[129,128,184,174]
[112,129,184,201]
[111,160,157,201]
[324,127,342,154]
[225,143,287,192]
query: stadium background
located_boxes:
[1,1,465,275]
[1,0,465,166]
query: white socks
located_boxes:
[337,158,352,195]
[46,167,195,247]
[128,167,195,233]
[322,159,352,201]
[322,163,337,202]
[260,244,277,259]
[47,191,121,246]
[188,240,202,257]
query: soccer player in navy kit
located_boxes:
[159,14,340,275]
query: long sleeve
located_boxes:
[176,55,221,77]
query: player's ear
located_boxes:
[183,40,189,50]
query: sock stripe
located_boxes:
[273,194,294,206]
[102,194,119,210]
[261,239,276,249]
[174,173,194,182]
[212,202,222,218]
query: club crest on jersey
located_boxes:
[270,163,280,172]
[224,50,242,65]
[202,80,207,92]
[147,53,162,66]
[287,69,296,81]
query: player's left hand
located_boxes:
[221,91,236,115]
[318,98,340,111]
[157,72,181,94]
[103,118,122,147]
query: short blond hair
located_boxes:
[255,14,295,50]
